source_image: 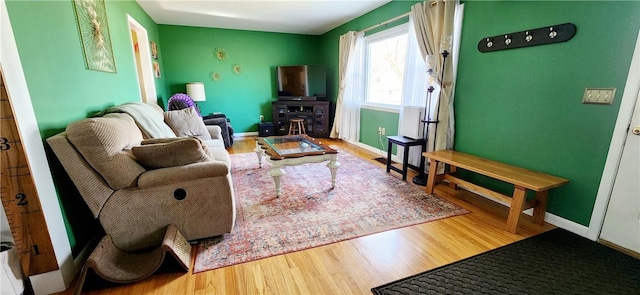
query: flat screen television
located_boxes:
[276,65,326,100]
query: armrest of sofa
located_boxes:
[137,160,229,189]
[203,117,231,147]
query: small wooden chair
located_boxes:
[288,118,306,135]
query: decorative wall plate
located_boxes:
[210,72,221,82]
[214,48,227,61]
[232,64,241,75]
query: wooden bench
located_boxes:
[423,150,569,233]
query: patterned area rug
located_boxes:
[371,228,640,294]
[193,150,469,273]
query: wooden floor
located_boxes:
[58,137,554,295]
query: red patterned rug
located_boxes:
[193,150,469,273]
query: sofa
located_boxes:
[47,102,236,252]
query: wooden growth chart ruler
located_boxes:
[0,68,58,276]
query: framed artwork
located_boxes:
[153,61,160,79]
[153,61,161,78]
[150,41,158,59]
[72,0,117,73]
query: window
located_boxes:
[364,24,409,108]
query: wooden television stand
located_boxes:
[272,101,330,138]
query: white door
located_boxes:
[599,79,640,254]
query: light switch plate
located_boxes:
[583,88,616,105]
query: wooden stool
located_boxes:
[288,118,306,135]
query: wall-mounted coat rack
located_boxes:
[478,23,576,53]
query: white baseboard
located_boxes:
[38,232,102,294]
[454,183,589,237]
[532,210,589,238]
[343,139,401,163]
[30,270,67,295]
[234,131,258,138]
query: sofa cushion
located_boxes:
[142,136,228,161]
[141,136,207,147]
[132,137,213,169]
[164,107,212,140]
[66,113,146,189]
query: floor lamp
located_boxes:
[413,50,449,186]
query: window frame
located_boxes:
[361,23,410,112]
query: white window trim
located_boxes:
[361,23,410,111]
[361,104,401,113]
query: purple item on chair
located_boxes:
[167,93,201,117]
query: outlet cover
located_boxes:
[583,88,616,105]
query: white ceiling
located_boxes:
[136,0,391,35]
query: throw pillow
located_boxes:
[141,136,210,154]
[132,137,212,169]
[163,107,212,140]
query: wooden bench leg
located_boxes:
[448,166,457,190]
[505,186,527,233]
[533,190,548,224]
[425,159,439,194]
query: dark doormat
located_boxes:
[371,228,640,295]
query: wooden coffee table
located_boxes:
[254,135,340,197]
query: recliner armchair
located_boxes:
[47,110,236,252]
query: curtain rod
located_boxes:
[357,12,410,34]
[356,1,438,34]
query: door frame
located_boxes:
[588,27,640,241]
[127,15,157,104]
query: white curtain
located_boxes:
[397,15,430,167]
[410,0,461,152]
[330,31,365,142]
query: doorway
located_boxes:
[589,28,640,256]
[599,75,639,255]
[127,15,157,105]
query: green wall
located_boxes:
[158,25,323,132]
[361,109,400,154]
[453,1,640,226]
[6,0,165,254]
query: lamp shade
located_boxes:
[186,82,206,101]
